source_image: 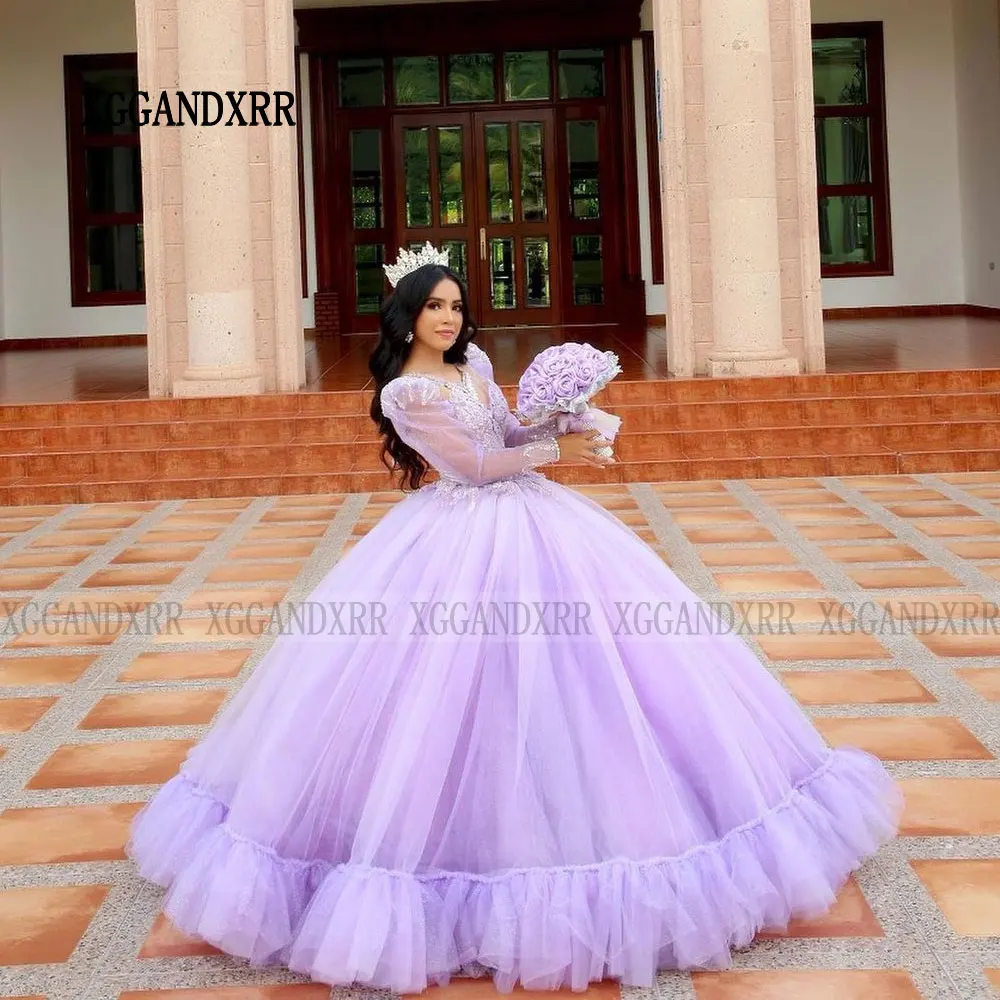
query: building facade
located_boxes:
[1,0,999,394]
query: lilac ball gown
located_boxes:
[128,342,901,993]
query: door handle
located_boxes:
[479,228,487,261]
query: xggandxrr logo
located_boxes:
[109,90,296,127]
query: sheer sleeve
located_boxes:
[381,377,560,486]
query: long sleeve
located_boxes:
[503,410,586,447]
[381,378,559,486]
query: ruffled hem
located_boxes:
[127,746,900,994]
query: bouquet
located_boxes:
[515,343,623,459]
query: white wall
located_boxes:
[953,0,1000,308]
[0,0,144,340]
[812,0,967,308]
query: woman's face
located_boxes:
[412,278,464,352]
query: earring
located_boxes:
[405,331,413,343]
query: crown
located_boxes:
[383,242,451,288]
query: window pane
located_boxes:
[818,195,875,265]
[438,126,465,225]
[86,224,143,293]
[394,56,440,105]
[355,243,386,313]
[403,128,432,227]
[486,123,514,223]
[567,120,600,219]
[558,49,605,99]
[449,54,495,103]
[489,238,516,309]
[524,238,550,307]
[85,147,141,214]
[812,38,868,106]
[339,58,385,108]
[572,235,604,305]
[81,68,138,135]
[815,117,871,186]
[519,122,546,221]
[504,51,551,101]
[350,130,383,230]
[441,240,469,282]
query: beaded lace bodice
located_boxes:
[380,343,565,499]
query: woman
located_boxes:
[128,250,901,994]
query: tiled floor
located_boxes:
[1,472,999,999]
[2,316,1000,403]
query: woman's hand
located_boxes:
[555,430,615,466]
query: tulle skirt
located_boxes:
[128,473,901,992]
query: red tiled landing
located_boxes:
[0,369,998,504]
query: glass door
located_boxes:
[472,109,561,327]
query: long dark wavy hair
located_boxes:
[369,263,478,491]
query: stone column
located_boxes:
[172,0,262,396]
[701,0,799,376]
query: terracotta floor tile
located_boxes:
[915,519,1000,537]
[985,969,1000,991]
[746,477,824,490]
[765,490,845,506]
[911,859,1000,936]
[180,497,255,510]
[956,668,1000,700]
[245,523,328,540]
[158,512,241,527]
[714,570,824,593]
[757,877,882,938]
[119,648,250,682]
[260,505,340,522]
[7,620,125,649]
[181,586,289,611]
[733,598,853,626]
[820,543,926,563]
[2,547,93,568]
[119,988,343,999]
[758,633,891,661]
[227,541,317,559]
[782,506,867,523]
[847,566,961,588]
[877,594,994,620]
[918,632,1000,657]
[205,560,305,583]
[31,530,118,548]
[669,510,757,526]
[698,546,796,567]
[797,523,895,540]
[0,653,97,687]
[860,488,948,502]
[841,475,920,488]
[0,517,45,533]
[84,566,182,588]
[658,495,740,510]
[45,590,161,615]
[980,565,1000,583]
[138,912,221,958]
[151,615,271,644]
[816,716,992,761]
[945,541,1000,559]
[0,884,110,964]
[0,802,143,863]
[0,569,64,590]
[691,969,922,1000]
[782,669,935,705]
[274,492,346,505]
[79,689,228,729]
[888,502,980,518]
[652,480,726,493]
[683,526,776,543]
[61,514,139,530]
[0,696,58,732]
[112,544,205,564]
[136,528,223,544]
[26,738,195,789]
[898,777,1000,835]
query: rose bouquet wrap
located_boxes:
[515,343,623,459]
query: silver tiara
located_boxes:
[383,242,450,288]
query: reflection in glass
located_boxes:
[394,56,440,105]
[438,126,465,225]
[504,51,551,101]
[524,238,550,307]
[339,58,385,108]
[85,147,141,214]
[489,238,515,309]
[355,244,386,313]
[572,235,604,305]
[86,224,144,293]
[519,122,546,222]
[403,128,432,227]
[818,196,875,265]
[350,130,382,229]
[449,53,496,103]
[486,123,514,223]
[558,49,605,99]
[567,120,600,219]
[441,240,469,282]
[81,69,139,135]
[815,117,871,186]
[812,38,868,106]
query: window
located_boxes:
[812,23,892,277]
[64,54,144,305]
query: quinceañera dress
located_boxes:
[128,342,901,994]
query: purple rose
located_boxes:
[554,372,581,401]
